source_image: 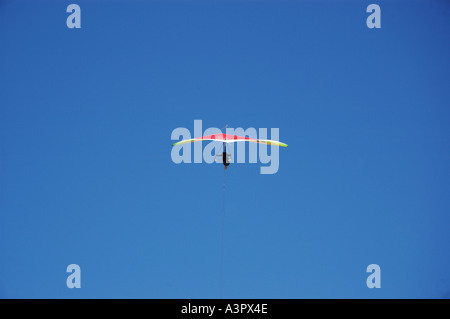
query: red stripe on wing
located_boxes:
[199,134,258,142]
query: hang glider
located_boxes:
[172,133,288,147]
[172,133,288,170]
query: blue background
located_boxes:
[1,0,449,298]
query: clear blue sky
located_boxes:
[1,0,449,298]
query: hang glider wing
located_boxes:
[172,134,288,147]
